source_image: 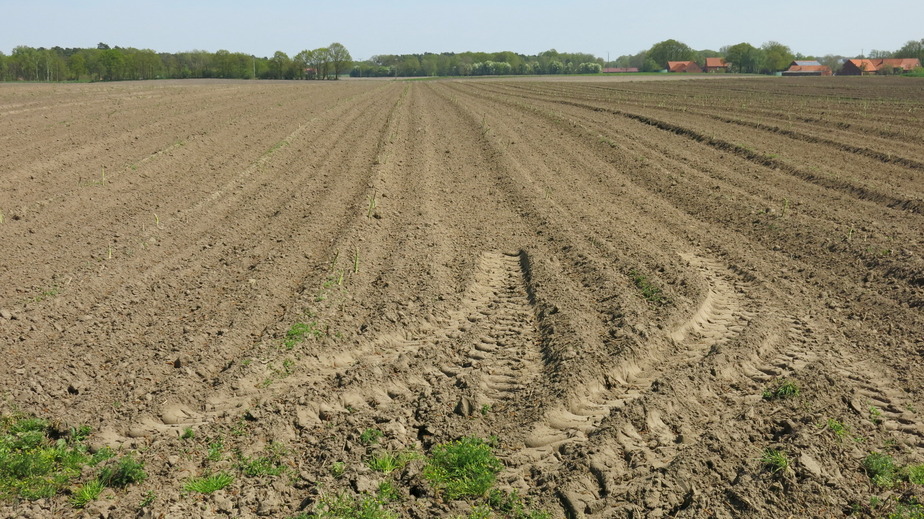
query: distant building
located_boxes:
[782,60,832,76]
[602,67,639,73]
[704,57,729,73]
[667,61,703,73]
[841,58,921,75]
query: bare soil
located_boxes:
[1,76,922,518]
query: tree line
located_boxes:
[0,42,351,81]
[613,38,924,74]
[350,49,603,77]
[1,38,921,82]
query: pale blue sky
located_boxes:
[2,0,921,60]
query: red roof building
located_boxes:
[841,58,921,75]
[704,57,729,72]
[667,61,703,73]
[783,60,833,76]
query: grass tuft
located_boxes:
[184,472,234,493]
[762,379,800,400]
[70,479,104,508]
[97,454,147,487]
[864,452,899,487]
[424,437,503,499]
[306,491,398,519]
[359,428,383,446]
[761,448,790,476]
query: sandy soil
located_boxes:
[1,76,922,518]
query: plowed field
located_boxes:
[1,76,923,518]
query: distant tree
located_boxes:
[98,48,125,80]
[97,42,110,50]
[761,41,794,73]
[0,51,7,81]
[294,49,314,79]
[270,51,291,79]
[818,54,845,74]
[421,53,439,76]
[578,62,602,73]
[723,42,763,73]
[648,39,695,69]
[398,55,420,76]
[310,47,330,79]
[894,39,924,61]
[326,42,352,79]
[867,49,893,59]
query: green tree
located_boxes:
[293,49,314,79]
[310,47,330,79]
[326,42,352,79]
[648,39,695,69]
[99,48,125,80]
[269,50,291,79]
[724,42,763,73]
[761,41,794,73]
[11,46,40,80]
[895,39,924,61]
[398,55,420,76]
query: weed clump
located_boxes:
[628,269,666,304]
[303,491,398,519]
[760,448,790,476]
[184,472,234,493]
[762,379,800,400]
[424,437,503,499]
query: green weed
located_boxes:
[138,490,156,508]
[486,488,552,518]
[762,379,800,400]
[864,452,899,487]
[181,427,195,440]
[284,321,323,349]
[628,269,666,304]
[367,451,401,474]
[184,472,234,493]
[360,428,383,446]
[207,439,224,462]
[70,479,103,508]
[821,419,849,440]
[98,454,147,487]
[238,442,288,477]
[305,491,398,519]
[905,464,924,485]
[376,481,400,503]
[761,448,790,476]
[0,415,99,500]
[869,405,883,425]
[424,437,503,499]
[330,461,346,478]
[367,450,417,474]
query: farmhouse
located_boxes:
[704,57,729,72]
[782,60,832,76]
[841,58,921,75]
[667,61,702,73]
